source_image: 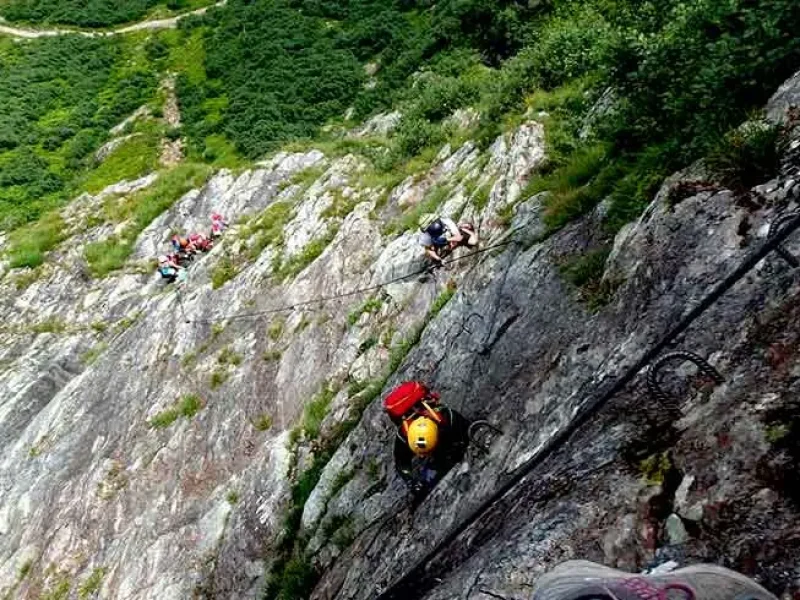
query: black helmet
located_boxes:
[426,219,444,237]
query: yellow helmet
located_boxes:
[407,417,439,456]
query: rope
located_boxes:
[184,239,517,325]
[374,211,800,600]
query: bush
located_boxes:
[707,122,781,192]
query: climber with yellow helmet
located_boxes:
[383,381,470,496]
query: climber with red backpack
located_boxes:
[383,381,471,496]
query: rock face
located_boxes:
[1,73,800,600]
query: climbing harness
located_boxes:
[646,350,724,415]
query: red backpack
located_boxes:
[383,381,440,425]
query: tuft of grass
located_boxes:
[559,247,618,311]
[181,351,198,368]
[217,346,242,367]
[211,323,225,339]
[82,133,159,195]
[347,296,383,326]
[178,394,203,418]
[210,254,238,289]
[639,452,672,485]
[253,414,274,431]
[90,321,108,333]
[40,577,71,600]
[358,336,378,354]
[12,268,43,290]
[268,318,285,341]
[226,490,239,505]
[78,567,105,599]
[210,369,229,389]
[472,182,492,212]
[765,423,790,444]
[31,318,67,334]
[149,394,203,428]
[320,189,361,220]
[245,201,293,261]
[263,349,282,362]
[6,213,67,269]
[287,165,326,190]
[149,407,179,429]
[430,283,456,317]
[19,561,32,579]
[274,225,339,281]
[302,384,337,440]
[83,237,134,278]
[81,342,108,366]
[264,555,317,600]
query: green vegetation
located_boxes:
[253,413,274,431]
[707,123,781,193]
[0,35,157,230]
[81,342,108,366]
[30,318,67,334]
[347,296,383,326]
[19,561,32,579]
[301,384,338,440]
[217,346,242,366]
[242,201,293,261]
[0,0,213,27]
[320,188,363,221]
[148,393,203,428]
[274,225,339,281]
[226,490,239,504]
[78,567,105,599]
[40,577,71,600]
[639,452,672,486]
[263,349,282,362]
[6,213,67,269]
[430,283,456,316]
[81,133,160,194]
[268,318,285,342]
[210,369,228,389]
[559,247,618,311]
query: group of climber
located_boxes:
[157,213,228,283]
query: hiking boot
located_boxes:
[532,561,778,600]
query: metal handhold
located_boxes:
[647,350,724,414]
[767,211,800,268]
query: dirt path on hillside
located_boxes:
[0,0,225,39]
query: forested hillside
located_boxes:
[0,0,213,27]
